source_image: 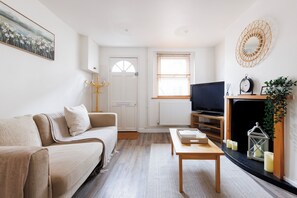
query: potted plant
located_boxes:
[263,76,297,138]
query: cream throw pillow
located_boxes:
[0,115,42,146]
[64,104,92,136]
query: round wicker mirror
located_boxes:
[236,20,272,67]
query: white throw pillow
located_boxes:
[64,104,92,136]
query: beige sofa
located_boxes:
[0,112,117,198]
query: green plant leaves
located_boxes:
[263,76,297,138]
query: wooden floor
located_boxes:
[73,133,170,198]
[73,133,296,198]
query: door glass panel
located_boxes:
[112,60,135,73]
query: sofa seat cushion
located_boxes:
[47,142,103,197]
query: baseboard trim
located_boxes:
[284,176,297,188]
[138,126,190,133]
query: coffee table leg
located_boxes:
[179,156,183,192]
[215,155,221,193]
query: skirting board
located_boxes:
[284,176,297,188]
[138,126,190,133]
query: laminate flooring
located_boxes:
[73,133,296,198]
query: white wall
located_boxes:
[194,48,216,83]
[214,41,225,81]
[223,0,297,186]
[0,0,91,118]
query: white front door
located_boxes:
[109,58,138,131]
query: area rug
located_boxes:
[147,144,273,198]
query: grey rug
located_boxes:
[147,144,273,198]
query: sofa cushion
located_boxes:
[64,104,92,136]
[33,114,54,146]
[47,142,102,197]
[0,115,42,146]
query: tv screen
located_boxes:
[191,81,225,115]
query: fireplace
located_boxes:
[231,99,273,153]
[224,95,297,194]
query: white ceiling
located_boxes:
[39,0,257,48]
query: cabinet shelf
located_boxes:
[196,122,221,130]
[191,113,224,144]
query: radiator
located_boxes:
[159,101,191,125]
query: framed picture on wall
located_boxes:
[0,2,55,60]
[260,86,268,95]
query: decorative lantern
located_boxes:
[247,122,269,162]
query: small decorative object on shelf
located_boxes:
[176,128,208,144]
[247,122,270,162]
[264,151,274,173]
[85,75,110,112]
[260,86,268,95]
[239,75,254,95]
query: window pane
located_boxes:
[158,77,189,96]
[160,57,188,74]
[157,54,191,97]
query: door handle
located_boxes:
[135,72,139,76]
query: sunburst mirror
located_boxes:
[236,20,272,68]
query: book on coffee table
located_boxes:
[177,128,208,144]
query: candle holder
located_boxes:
[247,122,269,162]
[85,75,109,112]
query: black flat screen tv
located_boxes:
[190,81,225,115]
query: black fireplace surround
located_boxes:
[231,99,273,153]
[223,99,297,194]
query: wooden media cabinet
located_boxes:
[191,113,224,144]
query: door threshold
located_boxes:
[118,131,139,140]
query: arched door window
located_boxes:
[111,60,136,73]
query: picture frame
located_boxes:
[0,2,55,60]
[260,86,268,95]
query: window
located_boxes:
[157,53,190,97]
[111,60,135,73]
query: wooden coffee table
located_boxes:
[170,128,224,193]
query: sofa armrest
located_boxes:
[0,146,50,198]
[88,112,117,127]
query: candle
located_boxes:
[232,141,238,151]
[226,139,233,148]
[264,151,274,173]
[253,144,262,158]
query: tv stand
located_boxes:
[198,111,223,116]
[191,113,224,144]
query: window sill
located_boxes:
[152,96,190,99]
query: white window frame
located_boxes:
[155,52,194,98]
